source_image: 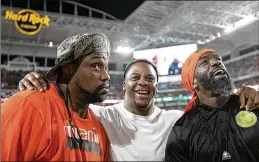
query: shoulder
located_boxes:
[103,102,123,114]
[1,91,44,124]
[105,102,123,110]
[160,109,183,122]
[163,109,184,117]
[89,103,124,124]
[171,108,200,139]
[174,107,199,127]
[102,102,124,119]
[2,88,59,119]
[2,90,46,109]
[89,103,119,116]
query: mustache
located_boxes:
[209,68,229,78]
[96,83,109,89]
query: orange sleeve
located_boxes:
[104,140,110,161]
[1,98,48,161]
[100,127,110,161]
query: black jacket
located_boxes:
[165,95,259,162]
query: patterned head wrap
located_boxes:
[46,33,111,79]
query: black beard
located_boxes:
[75,75,106,104]
[76,87,105,104]
[198,70,235,97]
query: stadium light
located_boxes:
[210,35,216,41]
[217,32,221,37]
[223,15,257,34]
[115,46,134,54]
[49,41,53,47]
[234,15,257,29]
[224,25,235,33]
[197,40,204,44]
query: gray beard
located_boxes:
[198,70,235,98]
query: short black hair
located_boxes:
[123,59,159,82]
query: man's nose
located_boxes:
[211,58,221,67]
[138,78,148,86]
[101,69,110,81]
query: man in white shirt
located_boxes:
[90,59,183,161]
[18,59,259,161]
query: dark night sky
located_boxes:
[1,0,145,20]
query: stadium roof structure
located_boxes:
[1,1,259,56]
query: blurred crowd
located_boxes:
[1,51,259,102]
[1,69,30,89]
[226,54,259,79]
[0,68,125,100]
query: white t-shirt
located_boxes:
[89,102,183,161]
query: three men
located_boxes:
[9,48,259,161]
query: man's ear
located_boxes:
[123,81,126,91]
[61,64,77,82]
[193,78,198,90]
[154,82,158,94]
[62,64,74,76]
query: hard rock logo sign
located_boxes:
[4,9,50,36]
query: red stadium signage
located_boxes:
[4,9,50,36]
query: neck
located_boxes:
[197,90,230,108]
[124,97,154,116]
[58,83,89,118]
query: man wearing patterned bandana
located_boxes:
[1,33,110,161]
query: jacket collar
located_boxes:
[195,95,239,120]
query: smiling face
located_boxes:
[194,52,235,97]
[123,62,158,115]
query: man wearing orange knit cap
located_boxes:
[165,49,259,162]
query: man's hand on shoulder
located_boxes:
[238,86,259,110]
[19,71,49,92]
